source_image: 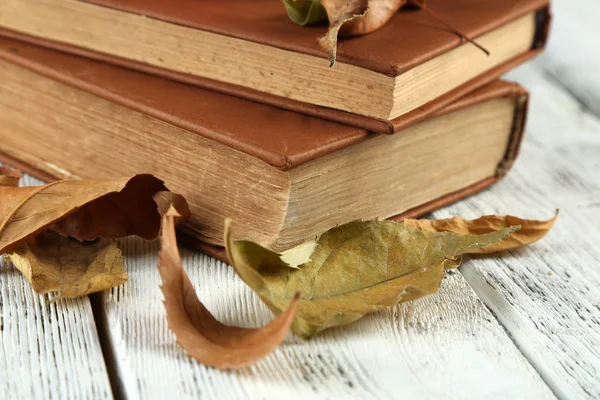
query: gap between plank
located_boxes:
[459,263,568,400]
[90,292,127,400]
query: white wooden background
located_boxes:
[1,0,600,398]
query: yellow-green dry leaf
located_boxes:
[224,219,316,270]
[226,219,518,338]
[402,211,558,254]
[279,240,317,269]
[6,231,126,298]
[282,0,328,26]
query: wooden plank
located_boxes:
[535,0,600,117]
[425,61,600,399]
[100,236,555,399]
[0,174,112,400]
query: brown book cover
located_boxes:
[0,0,548,133]
[0,37,528,262]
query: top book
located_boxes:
[0,0,550,128]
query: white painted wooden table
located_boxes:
[1,1,599,398]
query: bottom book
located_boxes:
[0,37,528,257]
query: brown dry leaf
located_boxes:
[0,170,189,297]
[0,166,21,187]
[322,0,407,36]
[0,173,190,254]
[402,211,558,254]
[6,231,126,298]
[317,12,363,68]
[158,207,298,369]
[318,0,407,67]
[153,191,191,222]
[226,219,517,338]
[283,0,488,67]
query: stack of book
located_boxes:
[0,0,550,258]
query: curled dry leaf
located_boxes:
[6,231,126,299]
[226,219,517,339]
[283,0,408,66]
[0,173,190,254]
[318,0,407,67]
[283,0,488,67]
[402,211,558,254]
[158,207,298,369]
[0,170,190,297]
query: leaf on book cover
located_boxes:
[318,0,407,67]
[402,211,558,254]
[6,231,126,299]
[226,219,517,339]
[282,0,328,26]
[283,0,488,67]
[158,207,298,369]
[0,173,190,255]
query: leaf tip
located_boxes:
[223,218,236,267]
[224,218,233,233]
[223,218,234,247]
[165,204,181,218]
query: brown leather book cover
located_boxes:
[0,0,549,134]
[0,37,528,262]
[0,37,526,170]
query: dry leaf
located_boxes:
[226,219,517,338]
[0,166,21,187]
[317,13,363,67]
[0,174,190,254]
[282,0,408,66]
[283,0,488,67]
[153,190,191,222]
[322,0,407,36]
[318,0,407,66]
[158,207,298,369]
[0,171,189,297]
[403,211,558,254]
[279,240,317,268]
[6,231,126,298]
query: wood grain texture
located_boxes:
[423,59,600,400]
[535,0,600,117]
[99,236,554,400]
[0,174,112,400]
[4,1,600,398]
